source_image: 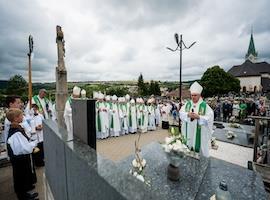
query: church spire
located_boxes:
[245,28,258,62]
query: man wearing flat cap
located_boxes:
[179,81,214,157]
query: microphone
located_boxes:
[191,108,194,121]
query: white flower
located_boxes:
[175,139,182,146]
[165,137,173,144]
[168,144,173,151]
[133,171,138,176]
[136,174,145,182]
[141,159,146,167]
[172,143,180,151]
[132,159,139,168]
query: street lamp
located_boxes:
[167,33,196,130]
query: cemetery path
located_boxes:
[96,128,168,162]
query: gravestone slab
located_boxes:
[117,142,209,200]
[65,138,164,200]
[196,158,268,200]
[213,122,254,147]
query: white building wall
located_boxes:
[238,76,261,92]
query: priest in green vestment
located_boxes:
[179,81,214,157]
[64,86,81,133]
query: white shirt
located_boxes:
[31,114,44,143]
[7,131,37,156]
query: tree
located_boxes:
[154,81,161,96]
[6,74,28,96]
[149,80,161,96]
[149,80,155,95]
[200,66,240,97]
[137,73,148,96]
[106,86,129,97]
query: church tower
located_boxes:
[245,29,258,63]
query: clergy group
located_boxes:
[64,87,173,139]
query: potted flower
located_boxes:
[162,134,199,181]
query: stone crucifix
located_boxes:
[56,25,66,71]
[55,25,68,129]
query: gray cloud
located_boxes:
[0,0,269,83]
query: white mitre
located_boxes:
[190,81,203,94]
[112,95,117,101]
[125,94,130,101]
[105,95,111,101]
[81,89,86,98]
[99,93,105,99]
[119,97,125,103]
[73,86,81,96]
[93,91,98,99]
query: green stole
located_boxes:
[96,102,102,132]
[68,96,72,108]
[138,104,145,126]
[110,103,118,129]
[33,95,43,113]
[33,95,49,117]
[185,100,207,153]
[129,105,133,127]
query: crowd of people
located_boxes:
[64,86,177,139]
[206,96,268,124]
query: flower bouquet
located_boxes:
[162,134,200,163]
[226,130,237,140]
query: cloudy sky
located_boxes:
[0,0,269,82]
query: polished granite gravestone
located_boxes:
[117,142,267,200]
[196,158,267,200]
[44,120,164,200]
[213,122,254,147]
[117,142,209,200]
